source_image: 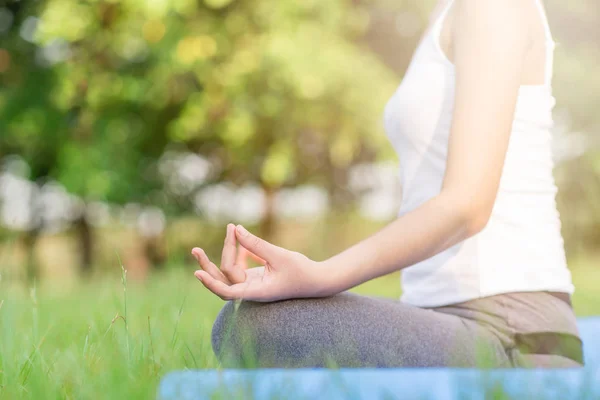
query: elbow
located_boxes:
[443,193,493,237]
[463,211,491,237]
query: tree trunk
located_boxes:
[23,229,40,283]
[75,214,93,276]
[145,234,167,270]
[23,188,43,282]
[326,166,354,215]
[260,185,278,242]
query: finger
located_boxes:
[191,248,230,284]
[195,270,235,300]
[235,244,250,270]
[220,224,236,270]
[220,224,246,284]
[234,225,283,263]
[195,270,254,300]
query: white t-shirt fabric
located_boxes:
[384,0,575,307]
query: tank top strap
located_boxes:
[431,0,455,37]
[428,0,455,65]
[533,0,555,44]
[532,0,555,86]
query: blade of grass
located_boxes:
[184,343,198,369]
[116,252,130,364]
[147,316,158,373]
[18,327,51,386]
[82,326,91,359]
[170,295,187,350]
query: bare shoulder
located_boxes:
[453,0,531,21]
[451,0,532,55]
[453,0,531,42]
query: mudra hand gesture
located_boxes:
[192,224,334,302]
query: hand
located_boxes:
[235,242,266,271]
[192,224,334,302]
[191,224,258,286]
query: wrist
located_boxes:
[315,257,348,296]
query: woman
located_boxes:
[192,0,583,368]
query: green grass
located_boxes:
[0,259,598,399]
[0,269,218,399]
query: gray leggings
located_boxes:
[211,291,582,368]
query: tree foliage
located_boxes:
[0,0,398,272]
[0,0,598,274]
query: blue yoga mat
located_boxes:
[158,317,600,400]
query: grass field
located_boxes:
[0,256,598,399]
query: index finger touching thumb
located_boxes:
[234,225,282,262]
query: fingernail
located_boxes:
[195,271,203,282]
[236,224,249,237]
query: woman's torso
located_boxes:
[384,0,574,307]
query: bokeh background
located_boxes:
[0,0,598,398]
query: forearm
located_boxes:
[322,191,482,293]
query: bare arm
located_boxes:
[193,0,533,301]
[321,0,531,293]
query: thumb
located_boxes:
[234,225,282,263]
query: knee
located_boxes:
[212,300,291,366]
[212,301,276,367]
[211,301,236,358]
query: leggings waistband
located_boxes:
[547,291,572,307]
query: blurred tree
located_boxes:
[546,0,600,134]
[555,151,600,255]
[166,1,398,238]
[546,0,600,257]
[0,0,69,280]
[0,0,399,274]
[1,0,597,278]
[1,0,172,276]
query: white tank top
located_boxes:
[384,0,575,307]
